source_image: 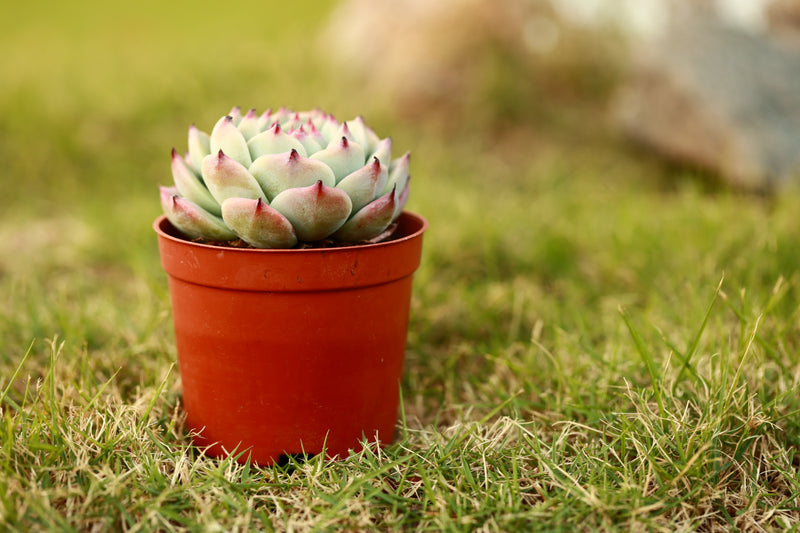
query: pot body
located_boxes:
[154,212,427,465]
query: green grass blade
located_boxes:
[675,275,724,385]
[0,339,34,409]
[619,306,663,416]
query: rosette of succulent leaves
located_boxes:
[161,107,410,248]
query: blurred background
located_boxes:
[3,0,798,208]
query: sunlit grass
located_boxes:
[2,1,800,531]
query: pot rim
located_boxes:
[154,211,428,291]
[153,211,428,255]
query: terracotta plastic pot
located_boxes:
[154,211,427,465]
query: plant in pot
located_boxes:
[154,107,427,466]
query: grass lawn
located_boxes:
[2,1,800,531]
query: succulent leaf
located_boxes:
[188,125,211,172]
[336,157,388,212]
[270,106,292,126]
[393,176,410,220]
[383,152,410,195]
[370,137,392,166]
[236,108,261,140]
[171,148,221,216]
[256,108,274,131]
[304,121,327,149]
[249,149,336,201]
[361,119,382,154]
[290,127,323,154]
[310,136,366,184]
[228,106,243,125]
[333,187,397,242]
[332,121,358,146]
[281,112,305,133]
[270,181,353,242]
[160,186,236,241]
[344,117,376,153]
[247,123,308,160]
[221,197,298,248]
[298,108,323,126]
[201,151,266,204]
[210,115,252,167]
[318,113,340,144]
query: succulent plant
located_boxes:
[160,107,410,248]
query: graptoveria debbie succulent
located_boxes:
[160,107,410,248]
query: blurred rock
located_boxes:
[321,0,623,127]
[322,0,544,112]
[767,0,800,41]
[616,14,800,189]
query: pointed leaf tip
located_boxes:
[188,124,211,171]
[393,177,410,220]
[333,187,396,242]
[249,150,336,200]
[210,114,252,167]
[201,151,265,204]
[270,182,352,242]
[221,197,298,248]
[247,123,307,159]
[237,108,262,140]
[370,137,392,166]
[336,157,388,212]
[171,148,221,215]
[159,185,179,204]
[161,190,235,242]
[310,135,366,183]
